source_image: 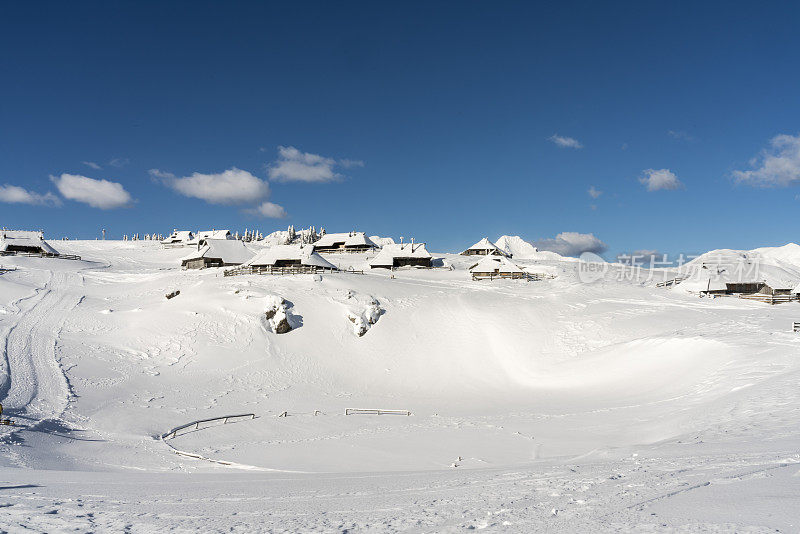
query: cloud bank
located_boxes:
[0,184,61,206]
[153,167,270,204]
[50,174,132,209]
[536,232,607,257]
[268,146,362,183]
[639,168,684,191]
[548,135,583,149]
[733,134,800,187]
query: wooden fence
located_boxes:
[345,408,412,416]
[793,322,800,333]
[224,265,363,277]
[161,413,256,440]
[738,294,800,305]
[656,276,688,288]
[0,251,81,261]
[472,272,554,281]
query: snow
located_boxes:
[495,235,572,261]
[1,239,800,531]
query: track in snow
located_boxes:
[0,271,82,434]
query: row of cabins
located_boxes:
[162,229,232,247]
[180,239,434,270]
[177,233,544,279]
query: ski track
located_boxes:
[0,270,82,447]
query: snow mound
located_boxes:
[335,290,384,337]
[370,236,396,247]
[264,296,299,334]
[496,235,568,261]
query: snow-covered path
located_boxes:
[0,271,82,452]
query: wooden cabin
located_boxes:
[0,230,59,256]
[187,230,233,247]
[161,230,194,245]
[244,244,336,270]
[314,232,378,253]
[461,237,510,258]
[369,242,432,269]
[181,239,254,269]
[470,256,527,280]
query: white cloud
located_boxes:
[267,146,362,182]
[587,185,603,199]
[0,184,61,206]
[153,167,270,204]
[548,134,583,149]
[109,157,130,168]
[246,201,288,219]
[732,134,800,187]
[536,232,607,257]
[668,130,695,141]
[82,161,102,170]
[639,168,684,191]
[50,174,132,209]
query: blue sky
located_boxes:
[1,1,800,258]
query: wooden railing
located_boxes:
[793,322,800,333]
[656,276,688,288]
[224,265,364,277]
[345,408,412,416]
[472,272,553,281]
[738,294,799,305]
[0,251,81,261]
[161,413,256,440]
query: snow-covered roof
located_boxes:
[0,230,59,255]
[244,244,336,269]
[462,237,508,256]
[794,282,800,294]
[181,239,254,265]
[188,230,232,245]
[469,256,524,274]
[314,232,378,248]
[369,243,431,266]
[161,230,194,244]
[677,276,728,293]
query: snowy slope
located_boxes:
[0,240,799,531]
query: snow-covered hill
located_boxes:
[0,240,799,531]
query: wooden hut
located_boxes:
[0,230,59,256]
[369,242,432,269]
[461,237,510,258]
[187,230,233,247]
[469,256,527,280]
[314,232,378,253]
[181,239,254,269]
[161,230,194,245]
[243,244,336,270]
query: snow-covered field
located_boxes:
[1,240,799,532]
